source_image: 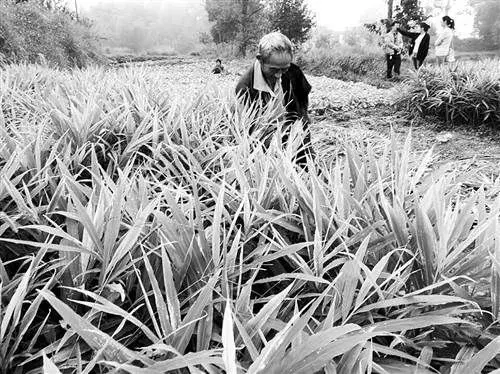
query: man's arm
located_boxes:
[397,28,419,39]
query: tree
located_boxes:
[267,0,314,45]
[470,0,500,49]
[205,0,268,56]
[387,0,394,20]
[394,0,428,27]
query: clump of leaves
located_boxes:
[398,60,500,127]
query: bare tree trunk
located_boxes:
[74,0,79,21]
[387,0,394,20]
[444,0,452,14]
[239,0,249,57]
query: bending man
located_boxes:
[235,32,313,167]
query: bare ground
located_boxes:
[311,97,500,181]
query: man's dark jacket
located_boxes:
[235,62,312,124]
[398,29,430,63]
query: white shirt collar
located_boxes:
[253,60,281,98]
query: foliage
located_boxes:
[470,0,500,50]
[0,1,101,68]
[454,37,500,52]
[205,0,268,56]
[298,27,391,85]
[394,0,428,28]
[1,63,500,373]
[398,60,500,127]
[205,0,314,56]
[267,0,315,45]
[298,49,383,83]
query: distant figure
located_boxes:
[435,16,455,66]
[383,21,404,79]
[212,59,224,74]
[235,31,312,167]
[398,22,431,70]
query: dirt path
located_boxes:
[311,90,500,180]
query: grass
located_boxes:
[399,59,500,127]
[1,63,500,373]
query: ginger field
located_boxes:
[1,60,500,374]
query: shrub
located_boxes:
[197,41,253,60]
[298,27,396,84]
[0,1,102,68]
[398,59,500,127]
[297,47,383,79]
[454,37,499,52]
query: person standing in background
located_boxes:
[383,21,404,79]
[435,16,455,66]
[398,22,431,70]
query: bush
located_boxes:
[0,1,102,68]
[297,27,395,84]
[197,41,254,60]
[454,37,499,52]
[297,47,383,79]
[398,59,500,127]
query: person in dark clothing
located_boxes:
[212,59,225,74]
[235,31,313,168]
[398,22,431,69]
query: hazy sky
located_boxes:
[70,0,473,36]
[70,0,386,31]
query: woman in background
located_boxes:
[435,15,455,66]
[398,22,431,70]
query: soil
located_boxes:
[311,93,500,180]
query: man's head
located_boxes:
[257,32,293,84]
[215,59,222,65]
[389,21,400,32]
[419,22,430,33]
[442,16,455,30]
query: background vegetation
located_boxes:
[86,0,210,55]
[297,27,388,85]
[399,60,500,127]
[205,0,314,56]
[0,0,101,68]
